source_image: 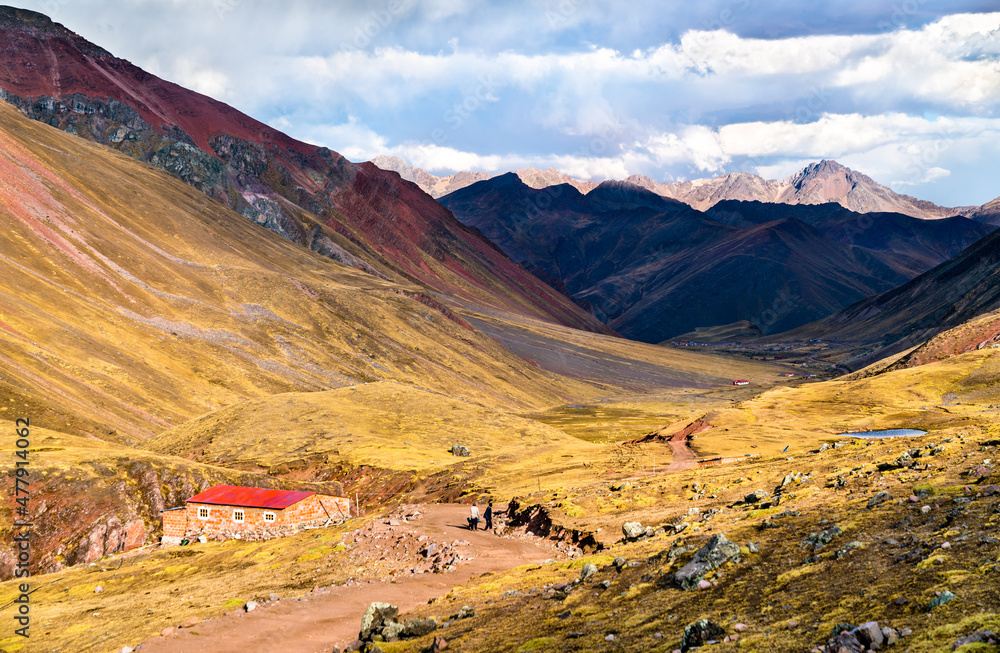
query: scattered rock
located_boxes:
[674,534,741,590]
[807,525,842,550]
[855,621,884,649]
[601,580,612,589]
[431,636,449,652]
[734,623,747,632]
[696,579,712,590]
[613,556,627,569]
[402,617,437,638]
[744,489,769,504]
[835,541,865,559]
[450,444,470,457]
[453,605,475,620]
[779,473,802,489]
[180,616,200,628]
[94,585,103,594]
[160,627,175,638]
[359,602,398,641]
[867,491,892,509]
[502,590,521,599]
[580,563,598,581]
[681,619,726,652]
[382,621,405,642]
[244,600,258,613]
[952,630,998,649]
[747,542,760,554]
[622,522,645,540]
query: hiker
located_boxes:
[468,503,480,530]
[484,501,494,531]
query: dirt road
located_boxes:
[138,504,557,653]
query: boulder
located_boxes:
[432,635,449,652]
[360,602,398,641]
[674,534,741,590]
[952,630,999,649]
[681,619,725,652]
[854,621,884,649]
[381,621,404,642]
[622,522,645,540]
[450,444,470,457]
[744,489,769,504]
[402,617,437,638]
[244,600,258,612]
[779,473,802,489]
[580,563,598,580]
[867,491,892,509]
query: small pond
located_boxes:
[837,428,927,439]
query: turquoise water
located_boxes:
[837,428,927,439]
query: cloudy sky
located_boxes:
[18,0,1000,205]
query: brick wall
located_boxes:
[162,508,188,538]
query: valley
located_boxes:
[0,5,998,653]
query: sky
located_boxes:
[15,0,1000,206]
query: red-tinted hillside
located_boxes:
[0,6,608,334]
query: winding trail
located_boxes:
[138,504,557,653]
[665,438,697,471]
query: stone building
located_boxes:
[161,485,350,545]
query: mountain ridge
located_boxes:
[375,154,995,222]
[440,174,995,342]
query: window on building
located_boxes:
[233,509,245,523]
[198,507,210,519]
[263,512,276,523]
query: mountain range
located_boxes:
[375,155,1000,224]
[440,174,995,342]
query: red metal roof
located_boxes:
[186,485,314,510]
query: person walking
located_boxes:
[484,501,494,531]
[469,503,480,530]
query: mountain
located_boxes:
[373,155,985,221]
[647,160,964,219]
[0,6,607,335]
[440,175,994,342]
[371,155,600,198]
[785,224,1000,368]
[966,196,1000,226]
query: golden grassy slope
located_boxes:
[0,100,613,444]
[145,381,601,486]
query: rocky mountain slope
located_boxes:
[440,174,993,342]
[0,6,607,335]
